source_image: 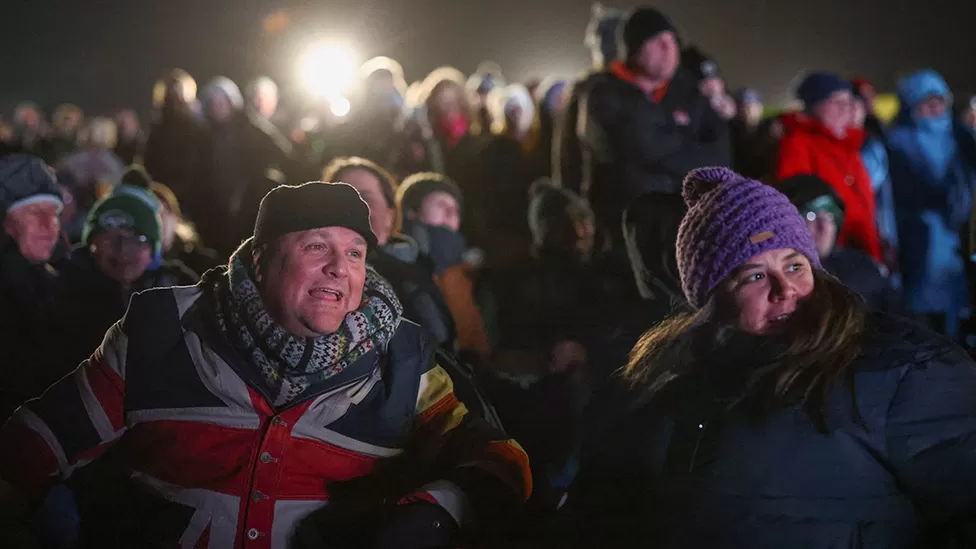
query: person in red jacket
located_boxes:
[775,72,882,261]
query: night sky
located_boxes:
[2,0,974,117]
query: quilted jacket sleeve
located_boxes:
[0,319,128,501]
[886,346,976,524]
[408,358,532,528]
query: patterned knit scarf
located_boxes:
[206,239,403,407]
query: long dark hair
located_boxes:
[623,270,869,433]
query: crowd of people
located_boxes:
[2,3,976,548]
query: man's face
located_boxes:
[740,101,763,127]
[417,191,461,232]
[915,95,947,119]
[15,106,41,131]
[208,93,235,124]
[258,227,368,337]
[634,31,680,81]
[335,168,395,247]
[90,228,153,283]
[430,84,465,123]
[813,90,854,137]
[3,202,61,263]
[254,88,278,120]
[117,111,140,140]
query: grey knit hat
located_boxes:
[0,154,63,223]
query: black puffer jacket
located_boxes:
[56,247,199,372]
[0,243,70,420]
[558,66,730,244]
[564,314,976,549]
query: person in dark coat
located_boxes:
[143,69,210,227]
[478,180,601,512]
[558,6,731,249]
[563,167,976,549]
[149,179,221,277]
[198,76,301,255]
[779,174,904,315]
[0,154,69,420]
[729,88,775,179]
[113,109,144,165]
[59,192,197,372]
[323,157,457,349]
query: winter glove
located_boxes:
[373,499,460,549]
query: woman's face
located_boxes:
[335,168,396,246]
[718,248,815,336]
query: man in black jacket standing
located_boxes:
[559,6,730,249]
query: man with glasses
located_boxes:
[775,71,883,262]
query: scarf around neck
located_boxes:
[206,239,403,407]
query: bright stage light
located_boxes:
[300,42,358,98]
[330,95,351,117]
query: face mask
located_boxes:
[916,113,952,133]
[435,114,468,147]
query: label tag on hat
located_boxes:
[99,210,135,230]
[750,231,775,244]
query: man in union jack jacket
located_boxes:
[0,181,530,548]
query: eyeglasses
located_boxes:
[101,232,150,250]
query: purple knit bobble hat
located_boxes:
[676,167,822,309]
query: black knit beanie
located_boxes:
[253,182,377,248]
[396,173,463,217]
[623,6,677,60]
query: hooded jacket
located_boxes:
[564,314,976,549]
[887,70,976,323]
[775,112,882,260]
[0,285,531,547]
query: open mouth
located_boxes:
[310,288,343,302]
[770,313,793,323]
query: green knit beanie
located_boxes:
[83,194,162,254]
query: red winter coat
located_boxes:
[775,112,882,261]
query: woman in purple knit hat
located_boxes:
[560,167,976,549]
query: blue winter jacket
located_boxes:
[887,70,975,324]
[565,314,976,548]
[862,136,898,251]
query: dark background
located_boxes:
[2,0,974,117]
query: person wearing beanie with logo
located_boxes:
[0,181,530,548]
[0,154,71,421]
[779,174,903,315]
[775,71,883,262]
[54,193,198,372]
[564,166,976,549]
[557,5,730,255]
[886,69,976,341]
